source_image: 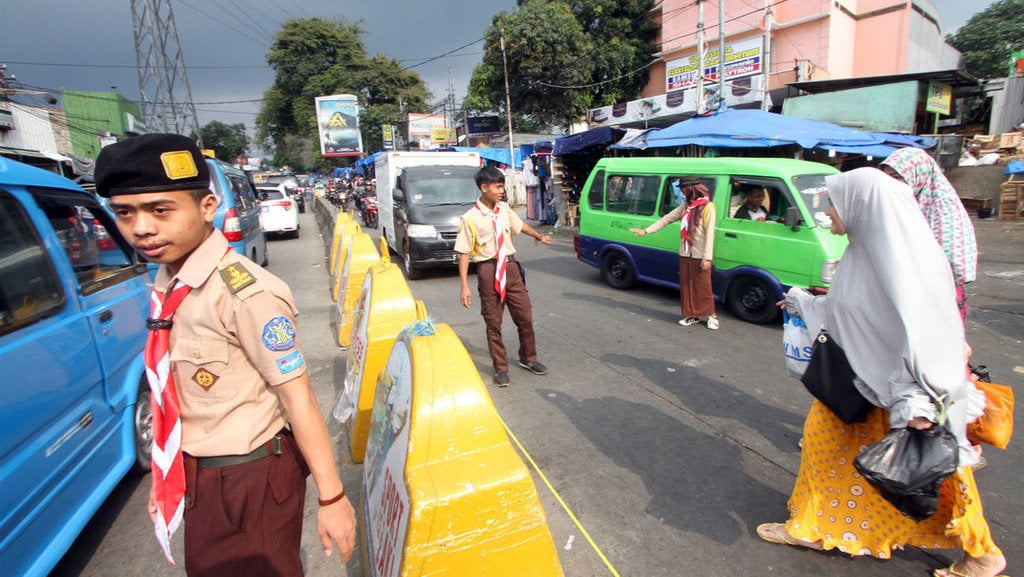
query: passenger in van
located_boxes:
[763,167,1004,577]
[734,187,771,221]
[630,177,719,330]
[608,175,628,201]
[97,134,355,575]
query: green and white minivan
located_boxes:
[573,157,847,323]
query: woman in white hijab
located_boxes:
[757,168,1003,577]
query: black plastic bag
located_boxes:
[800,329,872,424]
[854,425,959,521]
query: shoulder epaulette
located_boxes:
[218,260,263,299]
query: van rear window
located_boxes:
[605,174,660,216]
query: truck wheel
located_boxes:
[129,378,153,475]
[727,276,778,324]
[403,240,424,280]
[601,251,635,289]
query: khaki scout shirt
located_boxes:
[453,201,523,262]
[154,229,304,457]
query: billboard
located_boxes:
[316,94,363,157]
[407,113,447,137]
[467,115,501,137]
[665,36,763,92]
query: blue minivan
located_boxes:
[0,157,152,577]
[207,158,268,266]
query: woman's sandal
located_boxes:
[756,523,822,550]
[933,561,1009,577]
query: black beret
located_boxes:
[94,133,211,198]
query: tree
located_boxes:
[195,121,248,162]
[256,18,431,166]
[466,0,658,130]
[949,0,1024,78]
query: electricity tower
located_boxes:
[131,0,203,145]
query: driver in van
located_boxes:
[734,186,770,221]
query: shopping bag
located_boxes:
[967,381,1015,449]
[800,329,872,424]
[782,310,813,379]
[854,425,959,521]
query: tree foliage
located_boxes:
[195,121,249,162]
[255,18,431,168]
[949,0,1024,78]
[467,0,658,129]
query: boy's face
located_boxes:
[746,189,765,209]
[479,181,505,206]
[108,189,218,272]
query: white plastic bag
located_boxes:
[783,309,814,379]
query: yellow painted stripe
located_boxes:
[498,414,621,577]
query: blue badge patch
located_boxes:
[276,350,305,374]
[262,316,296,351]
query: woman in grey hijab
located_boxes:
[758,168,1003,577]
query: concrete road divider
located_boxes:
[331,217,360,301]
[335,233,382,348]
[362,320,563,577]
[332,245,424,462]
[329,210,354,274]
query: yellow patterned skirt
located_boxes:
[784,400,1001,558]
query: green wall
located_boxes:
[782,81,920,133]
[60,91,143,159]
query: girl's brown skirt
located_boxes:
[679,256,715,318]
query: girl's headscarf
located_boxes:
[678,178,710,253]
[825,167,983,463]
[881,148,977,285]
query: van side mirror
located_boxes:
[785,206,802,231]
[393,187,405,202]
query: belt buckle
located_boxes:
[270,433,283,456]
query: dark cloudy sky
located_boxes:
[0,0,997,131]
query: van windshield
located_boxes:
[406,169,479,205]
[792,174,832,228]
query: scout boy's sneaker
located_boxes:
[517,360,548,375]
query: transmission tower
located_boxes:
[131,0,203,145]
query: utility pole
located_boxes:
[762,0,772,111]
[500,32,516,177]
[718,0,726,110]
[696,0,705,114]
[131,0,202,145]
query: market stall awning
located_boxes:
[641,109,885,150]
[553,126,625,156]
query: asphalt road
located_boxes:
[52,205,1023,577]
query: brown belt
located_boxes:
[479,255,515,264]
[194,431,284,468]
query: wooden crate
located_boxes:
[999,182,1024,219]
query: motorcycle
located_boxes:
[361,195,378,228]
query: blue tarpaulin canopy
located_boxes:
[643,109,883,149]
[554,127,625,156]
[1005,159,1024,175]
[436,146,521,168]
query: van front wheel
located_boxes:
[601,251,635,289]
[727,276,778,324]
[130,378,153,475]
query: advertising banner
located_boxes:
[382,124,394,150]
[467,115,501,137]
[407,113,447,137]
[665,36,763,92]
[315,94,363,157]
[431,128,457,144]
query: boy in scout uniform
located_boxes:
[455,165,551,387]
[96,134,354,576]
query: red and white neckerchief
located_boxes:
[479,201,507,301]
[144,279,192,565]
[680,197,709,253]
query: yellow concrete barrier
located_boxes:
[331,216,360,301]
[329,210,354,273]
[335,232,382,348]
[363,320,563,577]
[332,243,422,462]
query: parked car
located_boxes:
[0,157,152,577]
[257,187,300,238]
[207,158,268,265]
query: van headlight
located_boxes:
[821,259,839,284]
[407,224,438,238]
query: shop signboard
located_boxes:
[665,36,763,92]
[467,115,501,137]
[431,128,457,144]
[382,124,394,150]
[315,94,363,157]
[925,81,952,115]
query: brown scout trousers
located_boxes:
[182,429,309,577]
[476,258,537,373]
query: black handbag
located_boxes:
[853,424,959,521]
[800,329,872,424]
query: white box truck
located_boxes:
[375,151,482,278]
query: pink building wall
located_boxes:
[646,0,957,97]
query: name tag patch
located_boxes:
[262,316,296,351]
[276,350,305,374]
